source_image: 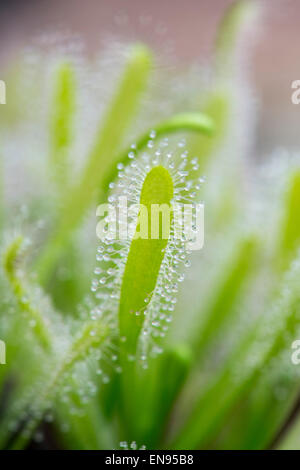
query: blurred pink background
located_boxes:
[0,0,299,154]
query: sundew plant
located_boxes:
[1,0,300,450]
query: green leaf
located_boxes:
[190,91,230,168]
[278,170,300,271]
[106,344,192,448]
[3,236,51,350]
[277,412,300,450]
[189,0,259,168]
[143,344,193,448]
[171,254,300,449]
[36,44,153,284]
[118,165,173,438]
[119,165,174,356]
[50,62,76,190]
[192,236,257,355]
[9,318,109,449]
[228,169,300,450]
[214,0,259,79]
[55,396,114,450]
[102,111,214,194]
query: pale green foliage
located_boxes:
[1,0,300,451]
[50,62,76,191]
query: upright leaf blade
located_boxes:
[119,165,174,356]
[50,62,76,190]
[36,44,153,284]
[171,254,300,449]
[278,170,300,271]
[214,0,259,79]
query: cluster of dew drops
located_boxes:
[6,133,206,446]
[90,131,206,363]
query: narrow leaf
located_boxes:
[50,62,76,190]
[119,165,174,356]
[36,44,153,284]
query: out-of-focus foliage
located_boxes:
[0,0,300,450]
